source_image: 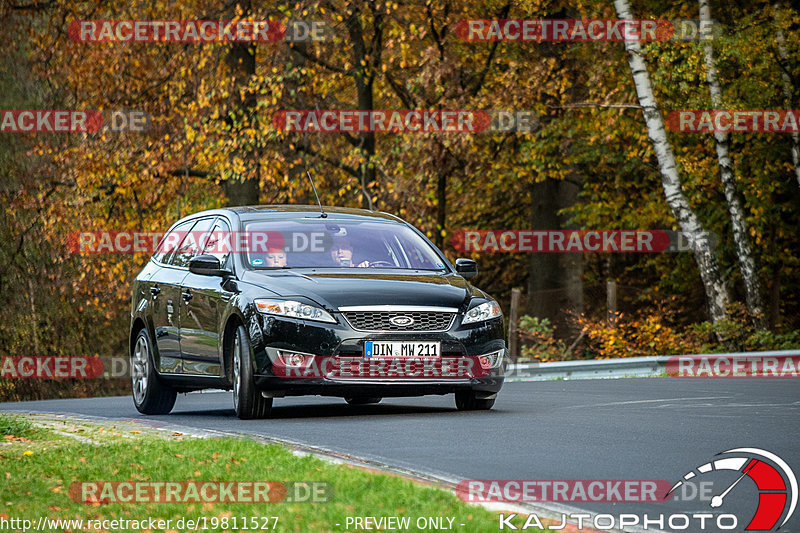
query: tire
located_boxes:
[131,328,177,415]
[344,396,382,405]
[232,325,272,419]
[455,390,495,411]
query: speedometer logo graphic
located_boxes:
[667,448,797,530]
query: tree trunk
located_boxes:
[223,1,259,206]
[526,178,583,339]
[526,179,561,321]
[286,40,309,204]
[607,279,617,325]
[559,173,584,335]
[436,169,447,249]
[508,288,521,360]
[613,0,729,322]
[768,225,781,329]
[699,0,765,328]
[434,140,451,250]
[773,1,800,189]
[346,3,378,210]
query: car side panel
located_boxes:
[179,272,225,376]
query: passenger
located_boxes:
[264,245,287,267]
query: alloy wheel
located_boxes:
[131,335,149,404]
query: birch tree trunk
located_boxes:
[699,0,766,328]
[773,1,800,188]
[613,0,729,322]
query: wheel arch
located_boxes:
[221,311,247,385]
[129,316,148,357]
[129,315,163,370]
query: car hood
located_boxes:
[240,270,477,310]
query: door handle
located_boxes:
[150,286,161,296]
[182,291,193,302]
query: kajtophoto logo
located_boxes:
[667,448,797,531]
[495,448,797,531]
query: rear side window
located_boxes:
[169,217,216,267]
[202,218,232,268]
[153,219,195,263]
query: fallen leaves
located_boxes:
[4,435,31,443]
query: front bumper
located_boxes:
[251,376,504,398]
[248,311,506,397]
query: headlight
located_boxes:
[462,301,502,324]
[254,299,337,324]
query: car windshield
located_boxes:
[240,219,448,271]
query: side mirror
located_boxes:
[189,254,229,276]
[455,258,478,279]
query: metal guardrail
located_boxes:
[505,349,800,382]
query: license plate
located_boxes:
[364,341,440,358]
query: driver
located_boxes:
[330,237,369,267]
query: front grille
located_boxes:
[343,311,455,332]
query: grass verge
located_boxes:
[0,413,542,532]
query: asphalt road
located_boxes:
[2,378,799,532]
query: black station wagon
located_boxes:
[129,206,506,418]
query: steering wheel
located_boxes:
[367,260,394,267]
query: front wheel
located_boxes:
[131,328,177,415]
[455,390,495,411]
[232,325,272,419]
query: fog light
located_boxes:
[277,351,310,368]
[478,349,505,369]
[287,354,306,367]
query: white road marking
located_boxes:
[565,396,734,409]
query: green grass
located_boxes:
[0,415,542,532]
[0,413,39,439]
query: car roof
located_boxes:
[202,205,404,223]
